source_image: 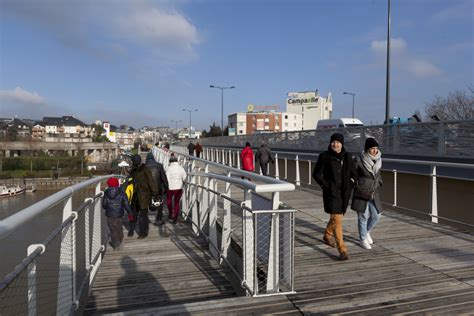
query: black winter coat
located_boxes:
[312,149,356,214]
[351,156,383,213]
[130,164,158,210]
[255,145,274,164]
[102,187,132,218]
[145,157,169,196]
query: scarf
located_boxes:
[328,145,346,160]
[361,150,382,177]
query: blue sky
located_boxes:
[0,0,472,129]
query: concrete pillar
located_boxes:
[5,150,10,158]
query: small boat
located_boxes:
[26,184,36,193]
[0,185,26,197]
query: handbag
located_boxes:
[354,178,376,201]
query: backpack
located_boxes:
[122,177,134,203]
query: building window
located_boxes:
[239,130,243,134]
[325,106,328,110]
[285,115,288,119]
[285,122,288,127]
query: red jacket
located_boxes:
[240,146,254,171]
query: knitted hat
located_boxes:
[364,138,379,151]
[146,152,154,161]
[131,154,141,166]
[107,177,119,187]
[330,133,344,145]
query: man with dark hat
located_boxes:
[128,154,158,238]
[145,152,169,226]
[312,133,357,260]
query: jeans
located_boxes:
[358,200,381,241]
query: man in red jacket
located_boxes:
[240,142,254,180]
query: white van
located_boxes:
[316,118,364,129]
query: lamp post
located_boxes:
[343,92,356,118]
[182,109,198,138]
[210,85,235,136]
[385,0,391,124]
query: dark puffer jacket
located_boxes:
[145,155,169,196]
[312,148,356,214]
[351,156,383,213]
[102,187,132,218]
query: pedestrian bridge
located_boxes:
[1,145,473,315]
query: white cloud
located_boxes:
[2,0,201,65]
[370,38,407,54]
[409,60,441,78]
[432,1,473,22]
[0,86,46,104]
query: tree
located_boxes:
[425,87,474,121]
[202,122,222,137]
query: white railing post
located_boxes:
[266,192,280,294]
[90,183,102,285]
[84,198,92,270]
[191,170,199,235]
[393,169,398,206]
[237,150,241,169]
[220,171,232,263]
[56,196,73,314]
[242,189,254,295]
[27,244,45,316]
[209,176,219,259]
[284,158,287,179]
[431,166,438,223]
[308,160,312,185]
[295,155,301,186]
[228,149,232,167]
[275,153,280,180]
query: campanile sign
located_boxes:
[286,90,332,130]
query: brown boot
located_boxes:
[323,235,336,248]
[340,251,349,261]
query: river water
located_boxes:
[0,188,95,280]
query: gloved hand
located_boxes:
[128,214,135,221]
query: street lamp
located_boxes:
[385,0,391,124]
[343,92,356,118]
[182,109,198,138]
[210,85,235,136]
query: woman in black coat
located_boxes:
[312,133,356,260]
[351,138,383,250]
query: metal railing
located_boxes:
[190,145,474,229]
[0,175,118,315]
[153,146,296,296]
[194,120,474,159]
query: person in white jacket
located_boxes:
[166,155,187,223]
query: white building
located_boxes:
[281,112,303,132]
[228,113,247,136]
[286,90,332,130]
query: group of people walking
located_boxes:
[313,133,383,261]
[104,134,383,259]
[102,151,187,250]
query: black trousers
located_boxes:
[155,204,165,222]
[138,209,149,236]
[259,162,268,176]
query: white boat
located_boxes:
[0,185,26,197]
[26,184,36,193]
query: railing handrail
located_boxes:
[161,147,296,191]
[188,171,295,193]
[195,145,474,171]
[0,175,120,240]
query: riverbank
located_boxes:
[1,176,101,188]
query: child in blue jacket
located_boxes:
[102,177,132,250]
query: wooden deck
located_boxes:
[86,181,474,315]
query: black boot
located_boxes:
[127,229,134,237]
